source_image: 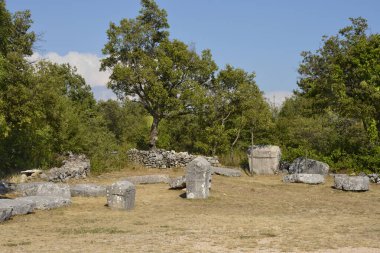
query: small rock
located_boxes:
[168,176,186,189]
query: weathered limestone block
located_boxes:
[283,174,325,184]
[247,145,281,175]
[186,157,211,199]
[168,176,186,189]
[17,182,71,198]
[124,174,169,185]
[106,181,135,210]
[0,199,36,215]
[334,175,369,191]
[211,167,242,177]
[0,207,12,222]
[288,157,329,175]
[17,196,71,210]
[70,184,106,197]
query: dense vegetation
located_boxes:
[0,0,379,177]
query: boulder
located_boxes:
[211,167,242,177]
[334,175,369,191]
[283,174,325,184]
[106,181,135,210]
[288,157,329,175]
[123,174,169,185]
[48,153,90,182]
[16,196,71,210]
[0,199,36,215]
[247,145,281,175]
[70,184,106,197]
[168,176,186,189]
[0,206,12,222]
[186,157,211,199]
[16,182,71,198]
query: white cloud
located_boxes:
[264,90,293,107]
[30,51,110,87]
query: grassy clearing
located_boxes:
[0,167,379,252]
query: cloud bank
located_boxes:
[30,51,110,87]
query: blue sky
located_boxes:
[7,0,380,103]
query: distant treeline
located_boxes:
[0,0,379,177]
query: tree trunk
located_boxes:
[149,116,160,150]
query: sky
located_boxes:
[7,0,380,105]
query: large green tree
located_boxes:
[298,17,380,144]
[101,0,216,149]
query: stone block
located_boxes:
[211,167,242,177]
[0,199,36,215]
[288,157,329,175]
[17,196,71,210]
[106,181,135,210]
[186,157,211,199]
[334,175,369,191]
[70,184,106,197]
[283,174,325,184]
[247,145,281,175]
[124,174,169,185]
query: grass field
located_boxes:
[1,167,380,253]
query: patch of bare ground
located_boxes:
[0,167,379,252]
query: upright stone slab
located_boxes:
[106,181,135,210]
[186,157,211,199]
[247,145,281,175]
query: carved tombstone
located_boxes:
[247,145,281,175]
[186,157,211,199]
[106,181,135,210]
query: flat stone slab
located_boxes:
[334,175,369,191]
[123,174,169,185]
[70,184,106,197]
[16,196,71,210]
[0,207,12,222]
[288,157,329,175]
[211,167,242,177]
[0,198,36,215]
[168,176,186,189]
[16,182,71,198]
[283,174,325,184]
[107,181,135,210]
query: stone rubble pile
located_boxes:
[127,149,220,168]
[48,153,91,182]
[367,173,380,184]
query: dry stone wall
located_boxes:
[127,149,220,168]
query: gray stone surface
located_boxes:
[124,174,169,185]
[168,176,186,189]
[16,196,71,210]
[70,184,106,197]
[367,174,380,184]
[211,167,242,177]
[283,174,325,184]
[106,181,135,210]
[0,206,12,222]
[288,157,329,175]
[247,145,281,175]
[186,157,211,199]
[334,175,369,191]
[16,182,71,198]
[0,199,36,215]
[0,182,15,194]
[48,153,90,182]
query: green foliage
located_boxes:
[101,0,217,149]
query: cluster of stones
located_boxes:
[127,148,220,169]
[367,174,380,184]
[20,152,91,183]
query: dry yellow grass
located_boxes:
[1,167,380,253]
